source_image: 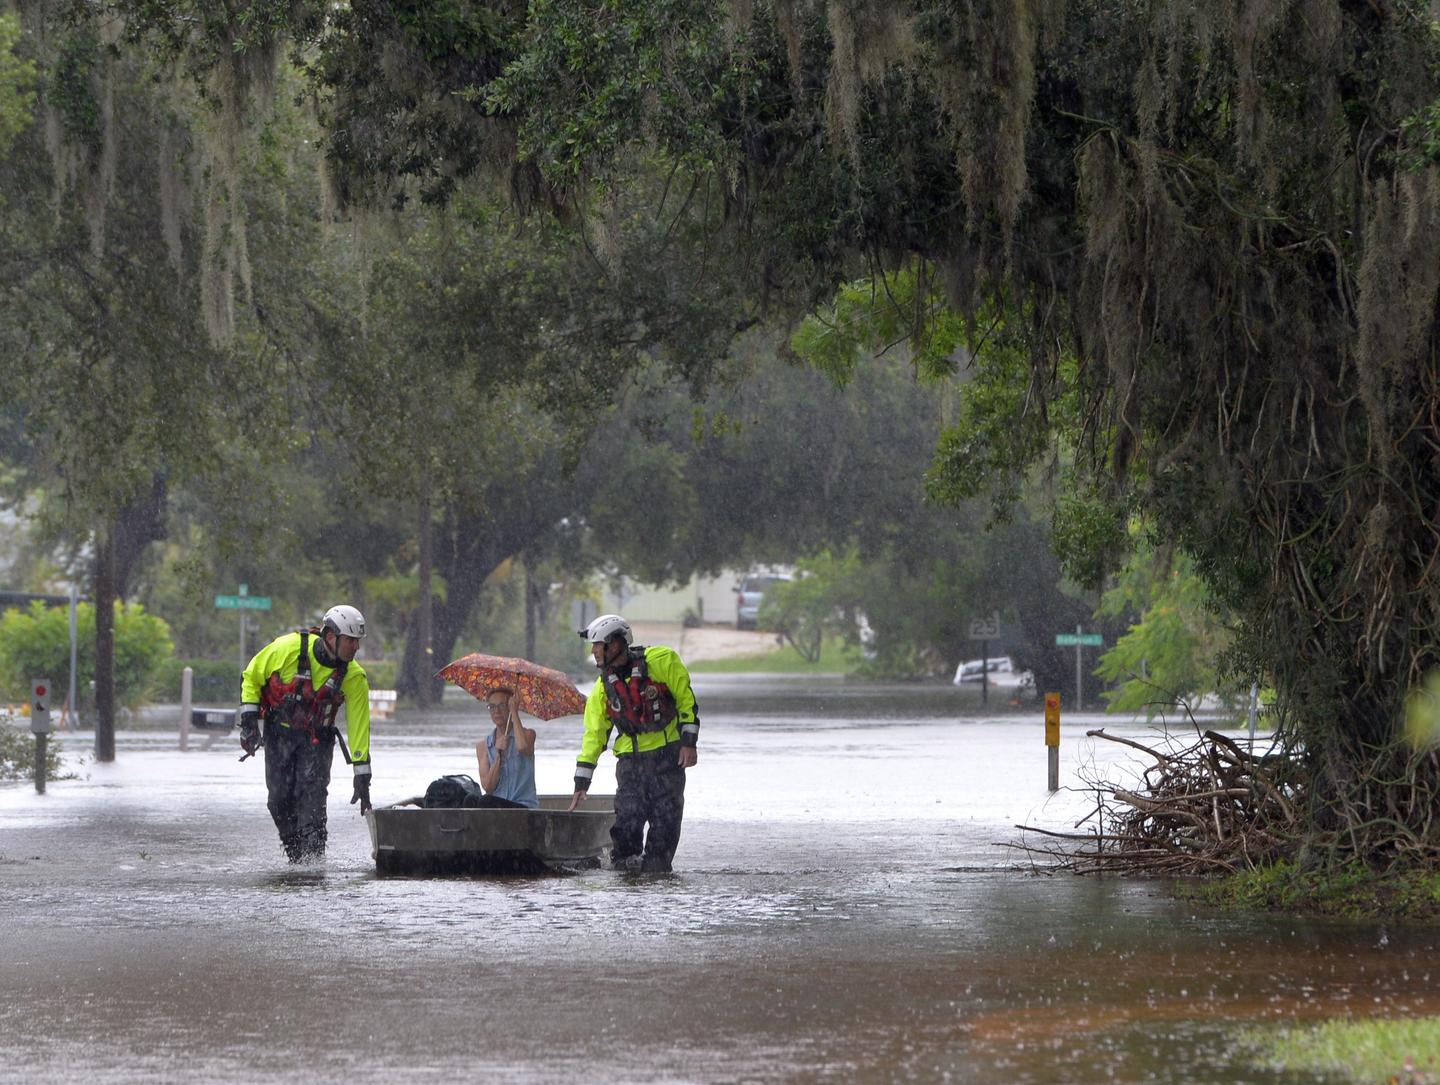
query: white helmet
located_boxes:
[579,613,631,646]
[322,604,367,639]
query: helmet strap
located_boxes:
[314,630,339,668]
[597,636,630,675]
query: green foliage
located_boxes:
[1402,667,1440,752]
[0,12,36,153]
[1047,488,1133,593]
[362,570,447,641]
[487,0,737,185]
[1197,859,1440,920]
[0,722,70,781]
[24,0,1440,858]
[759,548,865,662]
[1095,529,1242,716]
[0,602,173,710]
[791,267,1070,526]
[791,268,969,387]
[452,560,580,675]
[789,268,1102,690]
[48,27,101,149]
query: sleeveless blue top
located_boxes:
[485,730,538,809]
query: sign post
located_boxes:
[1054,625,1103,711]
[968,611,1001,705]
[1044,691,1060,792]
[30,678,52,794]
[215,584,272,674]
[67,583,78,731]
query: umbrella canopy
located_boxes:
[436,653,587,720]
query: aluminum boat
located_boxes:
[365,794,616,876]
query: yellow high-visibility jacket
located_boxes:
[573,645,698,791]
[240,630,372,774]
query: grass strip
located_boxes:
[1244,1017,1439,1083]
[1193,860,1440,920]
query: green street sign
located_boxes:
[1056,632,1103,647]
[215,594,272,610]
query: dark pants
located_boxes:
[263,721,335,862]
[471,794,527,809]
[611,742,686,872]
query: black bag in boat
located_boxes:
[423,774,485,808]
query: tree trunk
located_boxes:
[525,563,537,662]
[113,474,168,595]
[396,511,492,699]
[415,484,436,706]
[93,530,117,762]
[92,476,168,762]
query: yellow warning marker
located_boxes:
[1044,692,1061,791]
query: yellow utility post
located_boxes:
[1044,692,1060,792]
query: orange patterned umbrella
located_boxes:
[436,653,587,720]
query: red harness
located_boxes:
[603,648,678,737]
[260,630,348,747]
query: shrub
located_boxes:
[0,721,72,781]
[0,601,174,710]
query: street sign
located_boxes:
[968,611,1001,640]
[215,594,272,610]
[1055,632,1103,647]
[30,678,53,735]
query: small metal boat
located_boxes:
[365,794,616,876]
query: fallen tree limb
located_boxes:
[1009,729,1309,875]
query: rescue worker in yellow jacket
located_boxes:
[239,605,373,862]
[568,614,698,872]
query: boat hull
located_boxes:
[365,794,616,876]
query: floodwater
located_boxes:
[1,676,1435,1084]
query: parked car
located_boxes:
[735,573,790,630]
[952,655,1034,690]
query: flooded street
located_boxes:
[1,675,1434,1083]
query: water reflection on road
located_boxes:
[1,675,1433,1083]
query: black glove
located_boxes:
[238,710,261,759]
[351,772,372,815]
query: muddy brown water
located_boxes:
[1,676,1434,1083]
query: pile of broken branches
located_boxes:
[1013,727,1306,875]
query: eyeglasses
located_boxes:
[487,701,509,712]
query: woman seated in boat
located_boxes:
[473,688,539,809]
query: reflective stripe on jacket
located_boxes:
[241,631,372,767]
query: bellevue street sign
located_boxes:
[215,594,272,610]
[1055,625,1103,711]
